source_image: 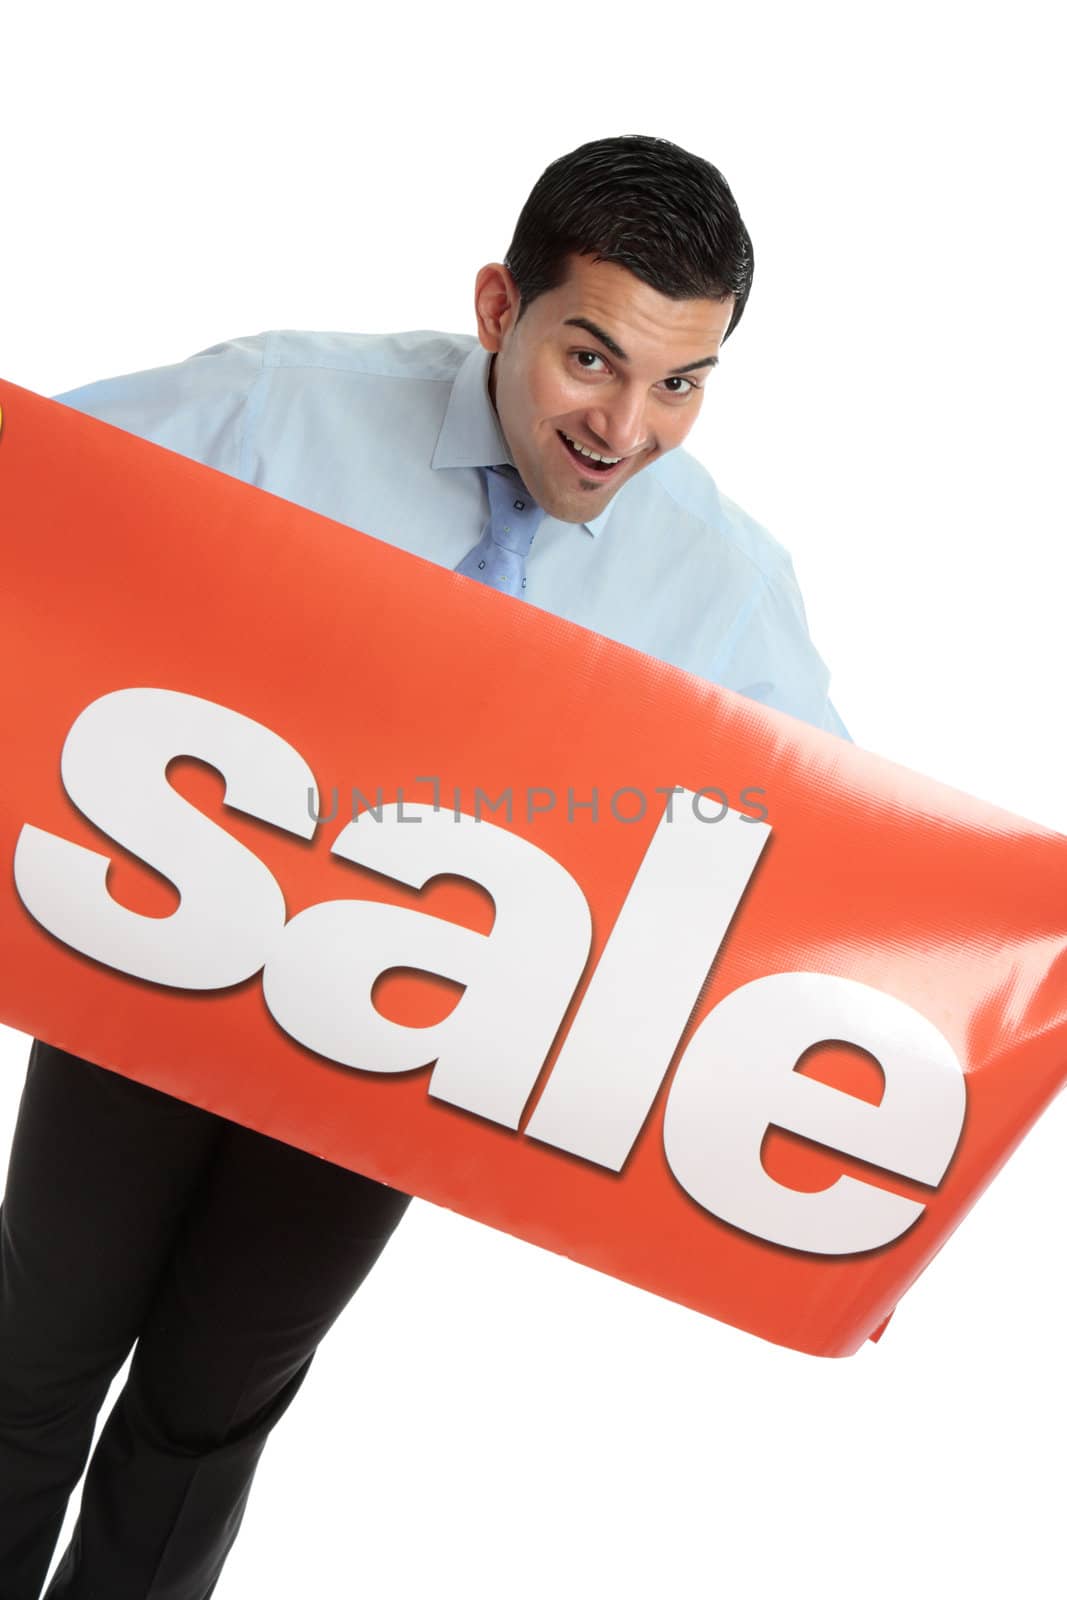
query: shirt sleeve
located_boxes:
[695,484,851,743]
[51,335,267,478]
[728,549,852,743]
[819,697,851,741]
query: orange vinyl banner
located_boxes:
[2,378,1066,1358]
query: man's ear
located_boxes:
[474,263,521,352]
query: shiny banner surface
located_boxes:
[2,379,1066,1357]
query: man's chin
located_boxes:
[541,480,618,524]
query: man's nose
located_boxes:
[584,392,649,458]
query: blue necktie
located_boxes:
[454,465,545,599]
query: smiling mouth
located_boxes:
[557,430,625,476]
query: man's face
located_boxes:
[475,253,734,523]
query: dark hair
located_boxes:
[504,135,754,340]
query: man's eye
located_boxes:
[657,376,698,398]
[574,350,609,373]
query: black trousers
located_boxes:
[0,1039,412,1599]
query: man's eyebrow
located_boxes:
[563,316,719,374]
[564,317,628,360]
[669,353,719,374]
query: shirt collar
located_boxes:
[431,344,612,539]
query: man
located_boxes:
[0,135,845,1598]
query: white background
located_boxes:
[2,2,1066,1596]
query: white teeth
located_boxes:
[562,431,621,465]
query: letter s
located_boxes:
[14,687,317,989]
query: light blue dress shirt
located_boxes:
[55,329,847,737]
